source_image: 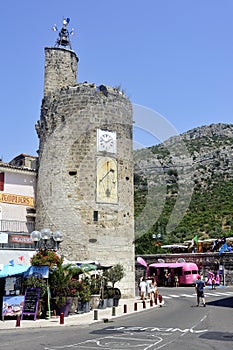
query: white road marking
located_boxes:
[213,292,233,296]
[161,295,171,299]
[204,292,223,296]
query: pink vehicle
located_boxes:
[137,257,199,286]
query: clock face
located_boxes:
[97,129,116,153]
[96,157,118,203]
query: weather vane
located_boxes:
[52,18,75,50]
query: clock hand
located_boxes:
[99,169,115,182]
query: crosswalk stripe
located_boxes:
[181,294,195,298]
[204,292,223,296]
[160,290,233,301]
[213,292,233,296]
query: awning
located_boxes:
[78,263,97,272]
[149,262,185,269]
[23,265,49,278]
[78,263,112,271]
[0,264,30,278]
[161,245,188,249]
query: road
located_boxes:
[0,286,232,350]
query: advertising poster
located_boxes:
[2,295,24,317]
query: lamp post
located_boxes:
[31,228,63,251]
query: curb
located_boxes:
[0,298,163,330]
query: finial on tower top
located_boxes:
[52,17,75,50]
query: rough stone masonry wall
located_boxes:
[36,82,135,297]
[43,47,78,96]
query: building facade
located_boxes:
[35,47,135,297]
[0,154,37,264]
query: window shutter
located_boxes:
[0,173,4,191]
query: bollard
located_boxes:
[16,315,20,327]
[60,312,64,325]
[134,302,137,311]
[150,299,153,307]
[94,309,98,320]
[112,306,116,316]
[123,304,127,313]
[143,300,146,309]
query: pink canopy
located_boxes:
[149,262,198,269]
[149,262,184,268]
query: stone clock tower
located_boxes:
[35,21,135,297]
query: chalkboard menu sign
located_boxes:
[21,288,40,320]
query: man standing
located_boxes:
[195,275,206,307]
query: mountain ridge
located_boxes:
[134,123,233,254]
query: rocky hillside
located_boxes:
[134,123,233,254]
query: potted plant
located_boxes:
[49,262,83,316]
[105,287,115,307]
[103,264,124,306]
[78,277,91,313]
[90,275,101,310]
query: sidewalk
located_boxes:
[0,298,162,330]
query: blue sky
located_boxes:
[1,0,233,162]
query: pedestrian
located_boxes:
[195,275,206,307]
[139,277,147,301]
[164,270,168,286]
[146,279,152,300]
[174,274,179,287]
[211,275,216,290]
[150,279,157,303]
[138,276,143,298]
[215,274,220,286]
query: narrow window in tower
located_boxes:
[69,170,77,176]
[93,211,98,222]
[0,173,4,191]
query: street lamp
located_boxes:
[31,228,63,251]
[152,233,163,248]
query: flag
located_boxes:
[52,24,58,32]
[70,28,75,36]
[9,260,14,266]
[219,243,228,254]
[191,235,198,247]
[18,256,25,263]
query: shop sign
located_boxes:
[10,235,33,245]
[0,193,34,207]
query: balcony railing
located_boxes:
[0,220,35,233]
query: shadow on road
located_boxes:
[206,296,233,308]
[199,331,233,342]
